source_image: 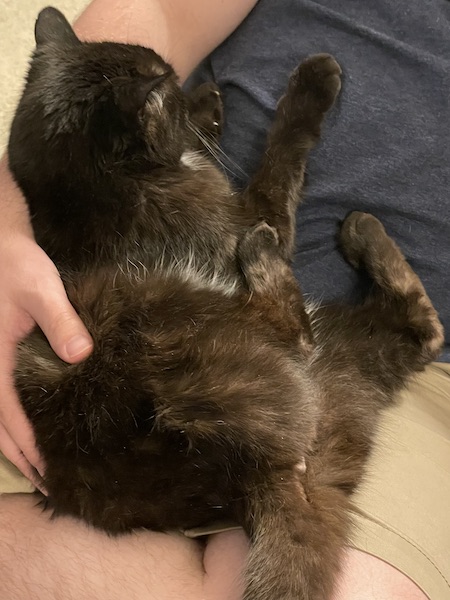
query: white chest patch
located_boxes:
[160,252,239,297]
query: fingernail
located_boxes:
[65,335,92,359]
[35,479,49,496]
[30,469,48,496]
[36,463,46,479]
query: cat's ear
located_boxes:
[114,74,170,116]
[35,7,81,47]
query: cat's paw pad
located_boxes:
[290,54,342,114]
[340,211,386,268]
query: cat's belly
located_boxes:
[41,432,243,535]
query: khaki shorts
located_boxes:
[349,362,450,599]
[1,363,449,598]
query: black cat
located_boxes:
[8,8,443,600]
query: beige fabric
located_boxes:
[0,1,88,152]
[349,363,450,599]
[0,451,34,494]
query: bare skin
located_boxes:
[0,495,427,600]
[334,550,428,600]
[0,494,248,600]
[0,1,429,599]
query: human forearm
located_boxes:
[0,158,33,238]
[74,0,258,82]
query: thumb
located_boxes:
[22,276,93,363]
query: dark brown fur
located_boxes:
[8,8,444,600]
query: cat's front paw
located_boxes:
[291,54,342,114]
[187,82,223,139]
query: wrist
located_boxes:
[0,157,34,240]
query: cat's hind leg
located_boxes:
[340,211,444,363]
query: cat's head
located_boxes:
[13,7,189,170]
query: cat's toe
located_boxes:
[243,222,279,256]
[200,82,223,122]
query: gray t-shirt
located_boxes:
[189,0,450,361]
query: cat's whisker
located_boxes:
[116,262,126,277]
[112,266,120,289]
[198,134,240,177]
[187,121,248,180]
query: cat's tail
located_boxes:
[241,470,349,600]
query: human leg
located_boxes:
[333,549,429,600]
[0,494,203,600]
[0,493,249,600]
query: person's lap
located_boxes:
[0,492,249,600]
[0,495,428,600]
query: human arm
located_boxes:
[74,0,258,83]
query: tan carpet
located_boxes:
[0,1,88,152]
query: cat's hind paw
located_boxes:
[340,211,386,269]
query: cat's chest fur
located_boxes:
[26,149,244,282]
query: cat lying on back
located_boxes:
[8,7,443,600]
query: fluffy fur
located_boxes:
[8,8,443,599]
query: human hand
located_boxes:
[0,231,93,489]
